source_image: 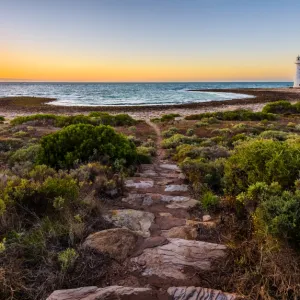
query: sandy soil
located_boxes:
[1,88,300,120]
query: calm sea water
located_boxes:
[0,82,293,106]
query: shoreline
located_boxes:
[1,88,300,120]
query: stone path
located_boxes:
[47,120,239,300]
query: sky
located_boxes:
[1,0,300,82]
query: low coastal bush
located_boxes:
[162,134,201,149]
[224,138,300,194]
[38,124,137,169]
[162,127,179,138]
[180,158,224,195]
[262,100,296,114]
[11,113,137,127]
[185,109,276,121]
[151,113,180,122]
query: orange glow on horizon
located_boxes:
[1,47,295,82]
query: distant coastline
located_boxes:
[1,87,300,120]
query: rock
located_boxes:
[161,226,198,240]
[125,179,154,189]
[203,215,212,222]
[166,199,198,209]
[83,228,138,262]
[165,185,188,192]
[156,214,186,230]
[160,164,180,172]
[104,209,155,237]
[168,286,237,300]
[132,238,227,280]
[47,286,164,300]
[178,173,186,180]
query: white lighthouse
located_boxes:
[294,55,300,88]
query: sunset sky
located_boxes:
[1,0,300,82]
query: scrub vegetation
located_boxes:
[0,112,155,300]
[158,104,300,299]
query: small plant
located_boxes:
[194,121,209,128]
[162,127,178,138]
[186,128,194,136]
[201,191,220,211]
[58,248,78,271]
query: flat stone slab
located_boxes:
[160,164,181,172]
[168,286,237,300]
[125,179,154,189]
[165,185,188,192]
[83,228,138,262]
[104,209,155,238]
[132,238,227,280]
[46,286,162,300]
[122,193,197,209]
[161,225,197,240]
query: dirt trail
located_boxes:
[47,120,238,300]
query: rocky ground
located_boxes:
[46,121,239,300]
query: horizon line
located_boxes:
[0,80,294,84]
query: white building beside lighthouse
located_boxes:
[294,56,300,88]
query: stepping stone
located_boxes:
[168,286,237,300]
[132,238,227,281]
[165,185,188,192]
[160,164,181,172]
[156,213,186,230]
[122,193,197,209]
[46,286,163,300]
[161,225,198,240]
[83,228,138,263]
[104,209,155,238]
[125,179,154,189]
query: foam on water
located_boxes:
[0,82,292,106]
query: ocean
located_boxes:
[0,82,293,106]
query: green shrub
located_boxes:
[162,127,179,138]
[58,248,78,271]
[162,134,201,149]
[2,175,79,218]
[160,113,180,122]
[0,138,23,152]
[136,146,153,163]
[185,109,276,121]
[201,191,220,211]
[11,113,137,127]
[0,116,5,123]
[262,101,296,114]
[9,144,41,165]
[254,190,300,246]
[181,158,224,194]
[224,139,300,194]
[11,114,57,126]
[186,128,194,136]
[194,121,209,128]
[37,124,137,169]
[259,130,289,141]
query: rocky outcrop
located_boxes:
[168,286,237,300]
[83,228,139,262]
[46,286,166,300]
[132,238,227,280]
[104,209,155,237]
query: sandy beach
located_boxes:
[1,88,300,120]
